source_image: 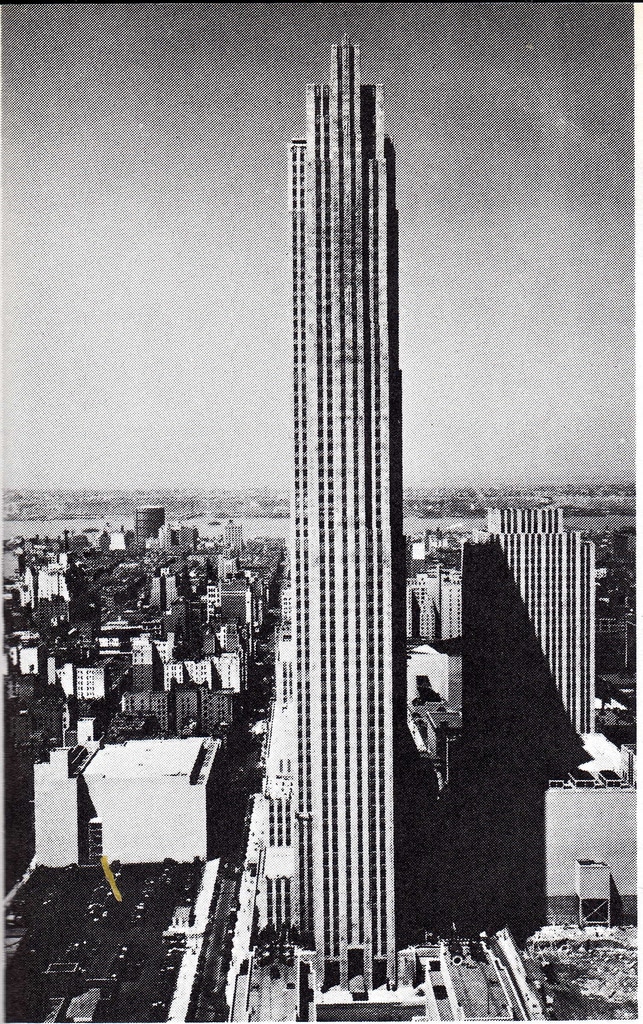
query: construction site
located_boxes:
[526,924,637,1020]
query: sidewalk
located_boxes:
[226,795,267,1010]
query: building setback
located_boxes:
[291,37,403,991]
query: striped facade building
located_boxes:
[471,508,595,735]
[290,37,403,991]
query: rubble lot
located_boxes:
[526,925,637,1020]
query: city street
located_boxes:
[187,602,274,1019]
[189,874,238,1022]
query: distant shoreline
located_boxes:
[3,507,634,524]
[3,512,291,522]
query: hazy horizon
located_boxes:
[3,3,635,491]
[4,477,636,498]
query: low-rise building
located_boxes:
[76,666,106,701]
[216,650,244,692]
[545,734,637,925]
[34,737,220,866]
[407,641,462,707]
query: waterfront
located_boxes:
[2,516,290,543]
[3,513,636,544]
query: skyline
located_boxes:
[3,3,635,491]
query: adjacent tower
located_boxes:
[463,508,595,739]
[290,37,403,990]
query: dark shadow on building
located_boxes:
[394,710,449,948]
[435,538,588,942]
[76,773,98,866]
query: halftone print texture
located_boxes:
[1,3,636,1022]
[2,3,634,491]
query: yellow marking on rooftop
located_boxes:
[100,856,123,902]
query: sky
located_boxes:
[3,3,635,491]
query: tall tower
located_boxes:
[463,508,595,738]
[290,37,402,991]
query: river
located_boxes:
[3,512,635,543]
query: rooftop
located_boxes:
[408,638,462,657]
[83,737,218,782]
[447,955,512,1019]
[579,732,622,774]
[410,702,462,731]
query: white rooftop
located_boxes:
[83,738,213,780]
[409,643,443,656]
[579,732,622,774]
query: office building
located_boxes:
[175,688,200,736]
[135,506,165,547]
[150,568,179,611]
[220,579,253,627]
[163,657,220,691]
[6,632,45,677]
[37,562,71,604]
[223,519,243,551]
[613,529,636,560]
[406,570,440,640]
[109,530,126,551]
[218,554,239,579]
[439,570,462,640]
[75,665,106,701]
[230,928,547,1022]
[291,37,403,990]
[121,689,172,735]
[406,567,462,642]
[158,523,199,551]
[205,582,220,622]
[216,622,242,653]
[131,634,172,692]
[215,651,245,692]
[200,689,235,733]
[178,524,198,551]
[463,509,595,736]
[276,635,295,708]
[452,509,598,938]
[281,586,293,623]
[260,643,297,934]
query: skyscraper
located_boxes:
[451,509,597,939]
[290,37,403,991]
[463,508,595,737]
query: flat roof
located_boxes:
[409,643,444,656]
[579,732,622,774]
[448,957,512,1019]
[83,738,216,781]
[408,640,462,658]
